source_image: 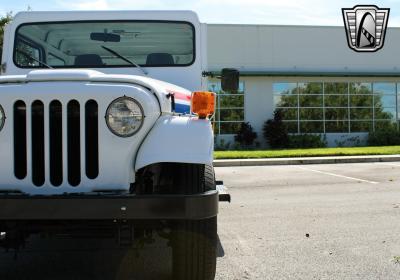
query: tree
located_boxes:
[234,122,257,146]
[0,12,13,65]
[263,109,290,148]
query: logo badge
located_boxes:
[342,5,390,52]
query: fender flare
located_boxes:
[135,115,214,171]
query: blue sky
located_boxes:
[0,0,399,26]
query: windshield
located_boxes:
[13,21,195,68]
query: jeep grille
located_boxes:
[13,100,99,187]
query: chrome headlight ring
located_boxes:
[105,97,144,137]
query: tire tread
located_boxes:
[172,164,217,280]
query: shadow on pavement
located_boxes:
[0,234,172,280]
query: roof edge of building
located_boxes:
[205,70,400,77]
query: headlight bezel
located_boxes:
[0,105,5,132]
[105,96,144,138]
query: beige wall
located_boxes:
[207,24,400,72]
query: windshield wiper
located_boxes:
[101,46,148,75]
[17,49,53,69]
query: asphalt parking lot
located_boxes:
[1,162,400,279]
[215,162,400,280]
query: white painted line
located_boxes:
[297,166,379,184]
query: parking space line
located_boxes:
[297,166,379,184]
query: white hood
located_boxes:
[0,69,192,114]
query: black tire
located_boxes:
[172,164,217,280]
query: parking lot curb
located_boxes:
[213,155,400,167]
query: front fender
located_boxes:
[135,115,214,171]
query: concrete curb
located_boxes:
[213,155,400,167]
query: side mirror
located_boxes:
[221,68,239,92]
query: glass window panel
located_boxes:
[219,95,244,108]
[350,95,373,107]
[350,83,372,94]
[209,82,245,94]
[273,83,297,95]
[274,81,399,135]
[208,82,220,93]
[375,107,396,120]
[350,121,373,132]
[299,108,323,120]
[325,108,349,120]
[209,80,245,135]
[16,21,195,67]
[325,95,348,107]
[373,83,396,95]
[299,95,323,107]
[279,108,298,120]
[220,122,243,134]
[324,82,348,95]
[219,109,244,121]
[215,111,220,122]
[375,121,397,131]
[374,94,396,107]
[274,95,298,107]
[48,53,65,66]
[283,121,298,133]
[212,122,219,134]
[15,39,41,67]
[325,121,349,133]
[299,121,324,133]
[298,82,323,94]
[350,108,373,120]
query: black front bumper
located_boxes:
[0,191,219,221]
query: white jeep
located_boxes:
[0,10,237,280]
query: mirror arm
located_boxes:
[202,71,221,79]
[202,71,212,77]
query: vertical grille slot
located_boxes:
[49,100,63,186]
[14,101,27,179]
[67,100,81,186]
[14,99,100,187]
[85,100,99,179]
[31,101,45,187]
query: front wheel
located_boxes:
[172,217,217,280]
[171,164,217,280]
[136,163,218,279]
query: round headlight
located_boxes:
[0,105,5,131]
[106,97,144,137]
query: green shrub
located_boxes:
[263,109,289,148]
[214,138,231,151]
[368,129,400,146]
[288,134,327,148]
[234,122,257,147]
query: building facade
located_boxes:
[207,24,400,147]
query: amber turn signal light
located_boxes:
[191,91,216,119]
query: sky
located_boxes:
[0,0,399,26]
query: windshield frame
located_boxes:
[13,20,196,69]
